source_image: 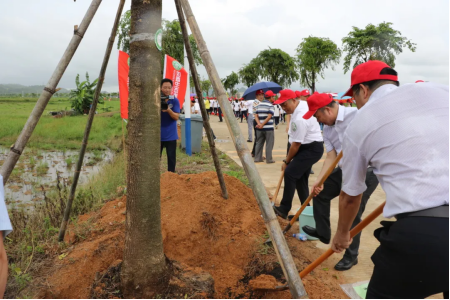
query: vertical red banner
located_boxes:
[163,54,187,108]
[118,50,129,119]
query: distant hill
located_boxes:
[0,84,70,95]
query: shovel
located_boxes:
[271,170,284,206]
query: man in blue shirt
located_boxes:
[160,78,180,172]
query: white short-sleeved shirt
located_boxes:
[240,102,247,111]
[191,103,201,116]
[341,83,449,218]
[246,100,255,114]
[289,101,323,144]
[274,105,280,117]
[233,102,240,111]
[323,106,358,167]
[0,175,12,238]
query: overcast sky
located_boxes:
[0,0,448,93]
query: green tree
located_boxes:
[342,22,416,73]
[255,48,299,87]
[117,12,202,67]
[68,72,101,114]
[221,71,239,96]
[238,59,260,87]
[201,78,212,96]
[296,36,341,93]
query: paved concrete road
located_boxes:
[208,114,388,287]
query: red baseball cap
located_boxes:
[303,93,334,119]
[256,89,264,95]
[265,90,276,97]
[343,60,398,97]
[415,80,424,83]
[300,89,311,96]
[295,91,302,98]
[273,89,296,105]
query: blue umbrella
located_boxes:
[242,82,282,100]
[334,92,351,100]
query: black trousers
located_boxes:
[313,167,379,260]
[251,119,257,156]
[218,107,223,121]
[279,141,324,214]
[274,116,280,126]
[160,140,177,172]
[367,216,449,299]
[240,110,248,122]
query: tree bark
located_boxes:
[121,0,168,298]
[0,0,102,184]
[312,72,315,93]
[175,0,228,199]
[58,0,126,242]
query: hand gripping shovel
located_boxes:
[265,151,343,244]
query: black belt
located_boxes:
[396,205,449,220]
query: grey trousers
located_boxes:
[312,167,379,260]
[247,113,254,141]
[254,130,274,162]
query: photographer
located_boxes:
[161,78,180,172]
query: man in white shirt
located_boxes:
[0,175,12,298]
[332,60,449,298]
[272,89,323,219]
[245,98,256,142]
[302,93,379,271]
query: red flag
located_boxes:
[118,50,129,119]
[163,54,188,108]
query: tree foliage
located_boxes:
[296,36,341,92]
[201,78,212,96]
[116,12,202,67]
[221,71,239,96]
[238,59,260,87]
[255,48,299,87]
[69,72,101,114]
[342,22,416,73]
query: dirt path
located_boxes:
[209,115,389,287]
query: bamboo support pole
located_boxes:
[283,151,343,233]
[175,0,228,199]
[0,0,103,185]
[180,0,307,297]
[299,202,386,278]
[58,0,126,242]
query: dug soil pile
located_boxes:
[35,171,347,299]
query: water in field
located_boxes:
[0,147,114,210]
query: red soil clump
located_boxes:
[35,171,347,299]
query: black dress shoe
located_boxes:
[273,206,288,219]
[302,225,330,244]
[334,257,358,271]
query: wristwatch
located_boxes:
[283,159,290,165]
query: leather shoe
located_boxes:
[302,225,330,244]
[273,206,288,219]
[334,257,358,271]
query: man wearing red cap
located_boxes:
[302,93,379,271]
[272,89,323,218]
[331,60,449,298]
[254,90,276,163]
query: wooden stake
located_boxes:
[299,202,385,278]
[180,0,307,297]
[175,0,228,199]
[58,0,126,242]
[0,0,103,185]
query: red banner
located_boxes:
[118,50,129,119]
[163,54,188,108]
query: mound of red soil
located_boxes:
[35,171,347,299]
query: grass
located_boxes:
[0,97,123,150]
[36,162,49,176]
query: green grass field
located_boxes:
[0,97,123,150]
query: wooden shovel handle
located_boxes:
[299,201,386,278]
[283,151,343,233]
[273,170,285,206]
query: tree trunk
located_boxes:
[121,0,168,298]
[312,72,315,93]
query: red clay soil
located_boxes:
[35,171,347,299]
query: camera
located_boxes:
[161,95,169,110]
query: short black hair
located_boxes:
[161,78,173,87]
[352,67,399,95]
